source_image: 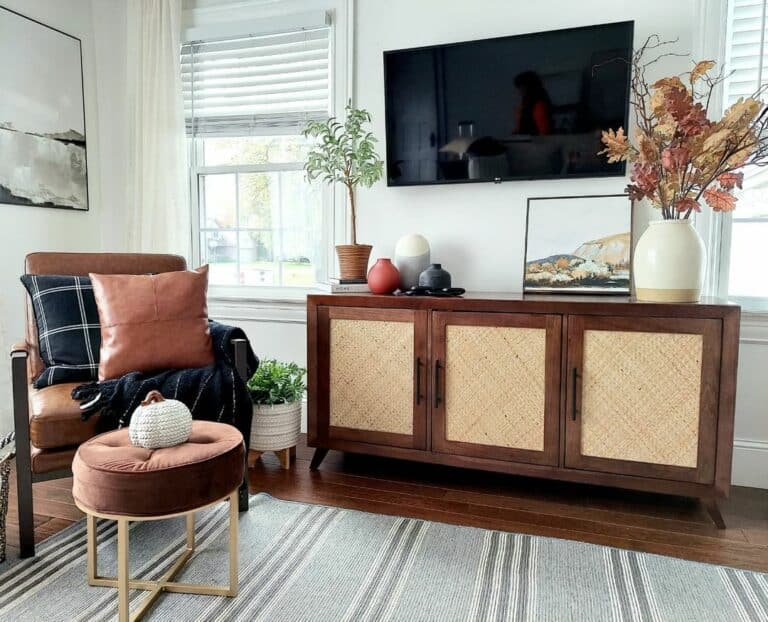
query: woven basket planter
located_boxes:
[0,432,14,564]
[250,401,302,452]
[336,244,372,280]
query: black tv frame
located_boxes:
[382,20,634,187]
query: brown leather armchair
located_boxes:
[12,252,249,558]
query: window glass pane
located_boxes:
[240,231,275,286]
[728,220,768,297]
[201,173,236,228]
[196,141,323,289]
[734,182,768,219]
[280,255,317,287]
[202,136,310,166]
[281,170,322,233]
[278,170,322,286]
[201,230,238,285]
[239,172,274,229]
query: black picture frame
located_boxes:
[0,4,89,211]
[523,194,633,295]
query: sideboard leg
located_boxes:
[702,498,727,529]
[309,448,329,471]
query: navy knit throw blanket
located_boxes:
[71,322,258,444]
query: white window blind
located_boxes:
[721,0,768,307]
[724,0,768,106]
[182,26,330,136]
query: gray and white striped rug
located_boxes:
[0,493,766,621]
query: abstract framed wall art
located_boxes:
[0,5,88,211]
[523,194,632,294]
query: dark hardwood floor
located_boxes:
[6,434,768,572]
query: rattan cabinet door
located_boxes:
[565,315,722,483]
[315,306,428,449]
[431,312,561,466]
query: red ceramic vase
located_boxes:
[367,258,401,295]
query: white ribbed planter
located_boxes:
[250,401,301,451]
[634,219,706,303]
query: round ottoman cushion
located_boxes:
[73,421,244,517]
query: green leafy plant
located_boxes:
[302,104,384,244]
[247,359,306,406]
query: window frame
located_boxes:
[182,0,353,302]
[188,132,331,301]
[697,0,768,312]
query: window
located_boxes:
[722,0,768,308]
[182,24,330,294]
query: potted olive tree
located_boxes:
[303,104,384,280]
[247,359,306,469]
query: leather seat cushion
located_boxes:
[29,383,100,449]
[31,445,78,474]
[72,421,244,517]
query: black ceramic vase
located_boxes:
[418,263,451,289]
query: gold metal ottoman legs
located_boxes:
[81,491,239,622]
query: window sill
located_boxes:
[208,293,308,324]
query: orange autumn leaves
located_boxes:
[599,58,761,218]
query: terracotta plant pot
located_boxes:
[367,258,401,294]
[336,244,373,280]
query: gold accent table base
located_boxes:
[78,491,239,622]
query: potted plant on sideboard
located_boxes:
[303,104,384,280]
[247,359,306,469]
[599,35,768,302]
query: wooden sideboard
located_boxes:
[306,293,740,527]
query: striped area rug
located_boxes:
[0,493,766,621]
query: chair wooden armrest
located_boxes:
[11,338,34,557]
[228,337,250,512]
[11,341,29,356]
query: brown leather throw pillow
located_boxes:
[90,265,214,380]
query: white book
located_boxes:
[314,282,370,293]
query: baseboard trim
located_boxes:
[732,438,768,489]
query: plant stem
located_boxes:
[347,182,357,245]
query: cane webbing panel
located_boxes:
[444,325,546,451]
[329,319,414,435]
[581,329,703,467]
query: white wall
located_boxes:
[0,0,105,435]
[90,0,130,252]
[3,0,766,488]
[354,0,691,289]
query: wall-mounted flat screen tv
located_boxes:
[383,21,633,186]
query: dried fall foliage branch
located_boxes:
[598,35,768,220]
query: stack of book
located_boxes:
[314,278,370,293]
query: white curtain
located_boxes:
[125,0,190,257]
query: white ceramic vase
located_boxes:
[633,219,706,303]
[394,234,431,290]
[250,401,301,451]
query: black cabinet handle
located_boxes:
[434,360,442,408]
[415,357,423,405]
[571,368,578,421]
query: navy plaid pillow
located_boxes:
[20,275,101,389]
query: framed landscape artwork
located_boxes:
[523,194,632,294]
[0,6,88,211]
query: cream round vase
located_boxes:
[633,220,706,303]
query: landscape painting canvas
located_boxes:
[524,195,631,294]
[0,7,87,210]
